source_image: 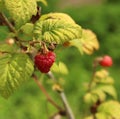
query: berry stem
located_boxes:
[32,74,63,111]
[88,59,98,91]
[47,71,75,119]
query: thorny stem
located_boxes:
[47,71,75,119]
[32,74,63,111]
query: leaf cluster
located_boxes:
[0,0,99,100]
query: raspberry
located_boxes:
[34,51,56,73]
[99,55,113,67]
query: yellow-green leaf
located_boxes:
[51,62,68,75]
[0,53,34,98]
[34,19,82,44]
[20,23,34,35]
[40,13,75,24]
[95,113,110,119]
[94,69,114,84]
[4,0,37,28]
[0,43,16,53]
[97,85,117,99]
[68,39,83,54]
[84,92,98,104]
[95,69,109,79]
[84,116,94,119]
[80,29,99,55]
[97,100,120,118]
[91,89,106,101]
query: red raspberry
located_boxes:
[99,55,113,67]
[34,51,56,73]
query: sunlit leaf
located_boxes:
[40,13,75,24]
[84,116,94,119]
[84,92,98,104]
[95,69,109,79]
[97,85,117,99]
[0,53,34,98]
[84,89,106,104]
[97,100,120,118]
[51,62,68,75]
[63,29,99,55]
[20,23,34,36]
[4,0,37,28]
[34,19,82,44]
[94,69,114,84]
[95,112,110,119]
[80,29,99,55]
[91,89,106,101]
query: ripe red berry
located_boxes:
[99,55,113,67]
[34,51,56,73]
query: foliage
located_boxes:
[0,53,34,98]
[0,0,120,119]
[63,4,120,62]
[0,0,99,100]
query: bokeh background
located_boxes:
[0,0,120,118]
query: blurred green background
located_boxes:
[0,0,120,118]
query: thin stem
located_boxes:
[59,92,75,119]
[0,12,16,33]
[32,74,62,111]
[47,71,75,119]
[0,12,26,49]
[88,64,97,91]
[88,57,102,91]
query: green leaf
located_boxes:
[95,113,110,119]
[36,0,47,6]
[0,53,34,98]
[39,13,75,24]
[4,0,37,28]
[97,100,120,118]
[34,19,82,44]
[97,85,117,99]
[84,92,98,104]
[51,62,68,75]
[68,39,83,54]
[84,89,107,105]
[97,77,114,85]
[20,23,34,35]
[91,89,106,101]
[84,116,94,119]
[0,43,16,53]
[0,26,9,41]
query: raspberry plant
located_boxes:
[0,0,120,119]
